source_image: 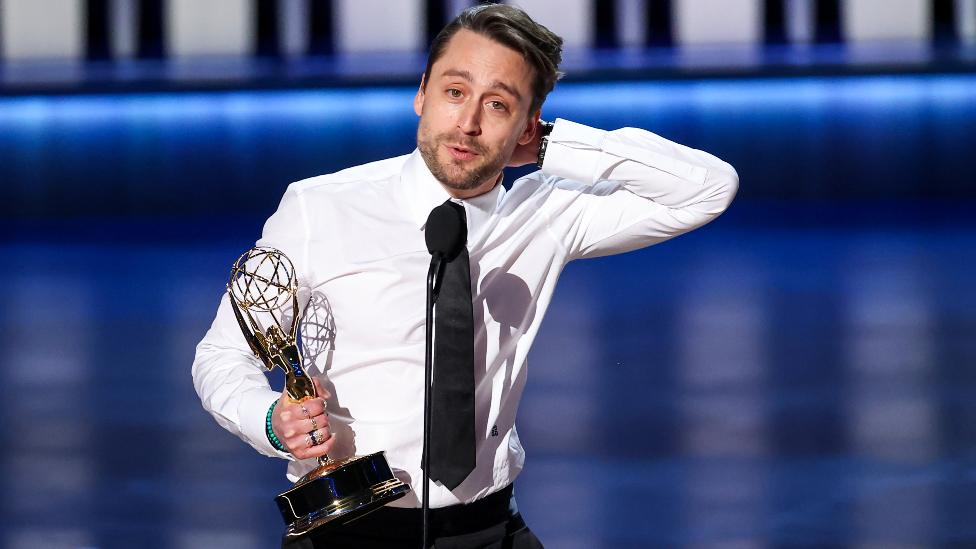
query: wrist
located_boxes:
[265,400,287,452]
[536,119,554,169]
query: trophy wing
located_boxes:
[228,292,276,371]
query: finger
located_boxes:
[285,426,329,450]
[273,391,326,437]
[287,427,332,458]
[278,406,327,438]
[281,422,304,439]
[291,414,321,436]
[311,397,328,417]
[304,413,329,432]
[294,395,327,418]
[283,430,310,453]
[293,432,336,460]
[276,391,311,422]
[305,434,336,459]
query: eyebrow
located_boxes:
[440,68,523,103]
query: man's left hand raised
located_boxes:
[507,118,546,168]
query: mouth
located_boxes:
[446,144,479,161]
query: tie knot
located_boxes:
[445,199,467,224]
[443,200,468,257]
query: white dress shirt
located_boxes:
[192,118,738,508]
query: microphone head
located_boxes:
[425,202,465,258]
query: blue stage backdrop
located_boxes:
[1,73,975,220]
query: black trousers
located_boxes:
[281,485,544,549]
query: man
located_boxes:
[193,4,738,548]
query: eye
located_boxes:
[487,100,507,111]
[447,88,463,99]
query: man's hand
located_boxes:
[271,377,336,460]
[507,119,545,168]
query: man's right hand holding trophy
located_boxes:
[268,378,334,461]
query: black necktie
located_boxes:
[428,200,476,489]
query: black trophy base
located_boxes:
[276,451,410,540]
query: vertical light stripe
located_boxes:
[110,0,138,59]
[677,256,767,458]
[506,0,594,48]
[167,0,256,57]
[0,0,84,61]
[843,246,937,546]
[1,273,95,549]
[683,464,768,549]
[508,272,599,548]
[960,0,976,44]
[167,278,265,549]
[518,288,599,440]
[335,0,423,53]
[843,0,930,42]
[844,261,936,462]
[677,254,767,546]
[280,0,310,57]
[618,0,648,47]
[785,0,814,43]
[674,0,762,46]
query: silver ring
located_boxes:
[300,403,310,419]
[309,416,318,431]
[309,430,321,446]
[305,433,315,448]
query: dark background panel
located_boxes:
[2,74,975,222]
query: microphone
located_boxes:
[421,200,466,549]
[425,202,465,260]
[425,202,466,299]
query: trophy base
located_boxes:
[276,451,410,540]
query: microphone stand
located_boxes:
[422,255,445,549]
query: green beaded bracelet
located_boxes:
[266,401,287,452]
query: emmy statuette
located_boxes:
[227,246,409,540]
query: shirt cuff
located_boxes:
[240,388,293,459]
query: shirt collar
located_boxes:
[402,150,453,230]
[401,149,505,230]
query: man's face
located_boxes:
[414,29,539,198]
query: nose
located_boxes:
[457,101,481,136]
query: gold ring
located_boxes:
[300,403,310,419]
[310,416,318,431]
[305,433,315,448]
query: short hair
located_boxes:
[423,4,564,113]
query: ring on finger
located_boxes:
[305,433,315,448]
[313,429,329,446]
[300,403,310,419]
[309,416,318,431]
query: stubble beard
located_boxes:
[417,125,508,193]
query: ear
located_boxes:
[413,74,426,117]
[517,109,542,145]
